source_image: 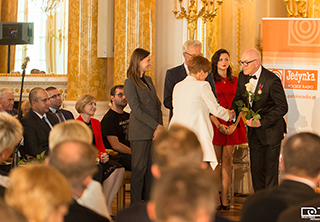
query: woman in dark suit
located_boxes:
[124,48,163,204]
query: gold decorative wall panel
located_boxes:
[0,0,18,73]
[206,15,219,59]
[67,0,108,101]
[308,0,320,17]
[114,0,156,85]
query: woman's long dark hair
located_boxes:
[211,49,234,83]
[127,48,150,89]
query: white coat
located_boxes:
[169,76,230,169]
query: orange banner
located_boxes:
[263,18,320,135]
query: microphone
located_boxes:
[21,56,30,70]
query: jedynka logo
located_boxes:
[301,207,320,220]
[286,70,316,84]
[285,69,318,90]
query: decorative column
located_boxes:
[0,0,18,73]
[67,0,108,101]
[114,0,156,85]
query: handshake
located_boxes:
[227,109,235,122]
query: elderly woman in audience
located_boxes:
[48,120,112,220]
[5,164,72,222]
[0,112,23,196]
[75,94,125,214]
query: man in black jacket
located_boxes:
[48,140,110,222]
[20,87,59,157]
[241,132,320,222]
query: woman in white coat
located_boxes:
[170,55,233,169]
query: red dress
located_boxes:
[212,77,246,145]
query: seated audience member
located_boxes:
[48,140,110,222]
[0,113,23,196]
[116,124,231,222]
[241,132,320,222]
[152,167,217,222]
[0,198,28,222]
[20,87,59,157]
[48,120,111,219]
[46,86,74,122]
[20,100,31,116]
[76,93,125,214]
[0,87,17,116]
[40,70,46,74]
[101,85,131,171]
[5,164,72,222]
[30,68,40,74]
[277,196,320,222]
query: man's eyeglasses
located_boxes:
[185,52,203,57]
[49,93,61,99]
[114,93,124,98]
[238,59,257,67]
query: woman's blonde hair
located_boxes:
[75,94,96,114]
[5,164,72,222]
[0,112,23,153]
[21,100,31,115]
[49,120,92,150]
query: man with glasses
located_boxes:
[163,40,218,122]
[231,48,288,192]
[0,87,17,117]
[101,85,131,171]
[21,87,59,157]
[46,86,74,122]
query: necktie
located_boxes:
[56,110,65,122]
[249,75,257,80]
[42,117,53,129]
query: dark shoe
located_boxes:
[217,205,222,210]
[220,204,230,210]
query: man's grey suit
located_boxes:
[124,75,163,204]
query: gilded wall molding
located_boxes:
[67,0,108,101]
[114,0,156,85]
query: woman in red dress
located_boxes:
[210,49,246,210]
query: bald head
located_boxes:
[49,140,98,189]
[29,87,50,115]
[240,48,262,76]
[243,48,261,62]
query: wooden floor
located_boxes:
[111,191,247,222]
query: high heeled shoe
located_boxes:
[220,204,230,210]
[218,196,230,210]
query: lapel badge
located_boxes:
[257,83,264,94]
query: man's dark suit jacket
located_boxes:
[64,200,109,222]
[20,109,59,157]
[49,108,74,120]
[231,66,288,145]
[163,64,218,120]
[116,202,231,222]
[241,180,320,222]
[277,197,320,222]
[6,108,18,116]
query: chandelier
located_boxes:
[173,0,223,40]
[30,0,64,13]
